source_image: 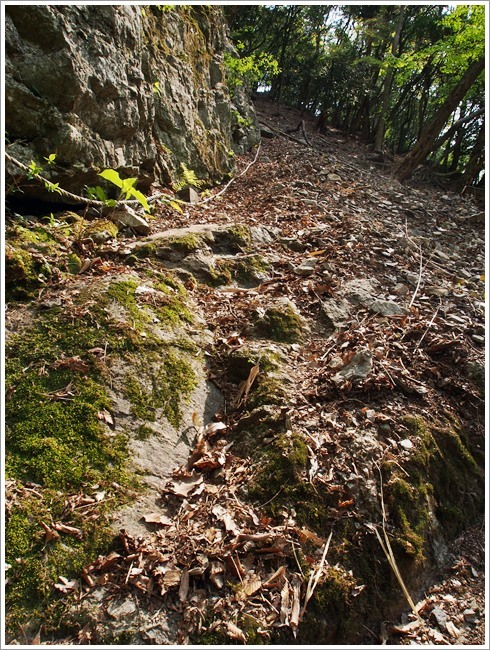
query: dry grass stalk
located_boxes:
[300,530,333,618]
[371,465,421,620]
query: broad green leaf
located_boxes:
[99,169,123,189]
[128,188,150,212]
[170,200,183,213]
[94,186,108,201]
[121,178,137,196]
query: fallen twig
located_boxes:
[369,464,421,620]
[198,142,261,205]
[414,299,442,351]
[300,530,333,618]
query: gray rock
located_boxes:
[259,124,275,138]
[280,237,307,252]
[183,251,217,275]
[332,349,372,383]
[5,5,259,203]
[369,299,408,316]
[177,186,200,204]
[294,258,317,276]
[466,361,484,395]
[110,207,150,235]
[343,278,380,306]
[91,229,116,245]
[250,225,278,245]
[431,606,448,631]
[106,597,138,620]
[321,298,351,331]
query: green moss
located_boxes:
[255,304,305,343]
[247,431,320,526]
[232,254,269,285]
[10,224,60,253]
[238,614,269,644]
[387,477,429,558]
[202,260,233,287]
[67,252,82,274]
[4,224,62,300]
[303,567,357,642]
[5,244,38,295]
[385,415,484,552]
[136,424,154,440]
[4,278,184,635]
[83,219,119,241]
[133,243,157,259]
[165,233,203,253]
[5,489,117,636]
[123,349,197,428]
[228,224,252,247]
[212,254,270,288]
[248,375,289,410]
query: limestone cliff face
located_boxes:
[5,4,258,199]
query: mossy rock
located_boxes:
[67,252,82,274]
[254,300,306,343]
[245,428,324,527]
[216,254,270,288]
[5,223,63,300]
[4,267,200,637]
[384,415,483,555]
[83,218,119,243]
[209,223,251,254]
[123,348,197,428]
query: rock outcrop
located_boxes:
[5,4,258,201]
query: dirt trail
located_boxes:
[5,99,485,645]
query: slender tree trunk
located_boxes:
[373,6,405,152]
[432,107,485,151]
[448,128,465,172]
[394,56,485,181]
[457,120,485,190]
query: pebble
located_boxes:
[294,258,317,276]
[431,605,448,631]
[463,608,476,622]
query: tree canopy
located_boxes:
[225,4,485,187]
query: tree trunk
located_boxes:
[394,56,485,181]
[457,120,485,191]
[373,6,405,152]
[431,106,485,151]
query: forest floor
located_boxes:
[5,98,486,646]
[139,97,486,645]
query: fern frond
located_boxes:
[172,163,204,191]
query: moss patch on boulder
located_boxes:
[254,300,306,343]
[4,265,201,638]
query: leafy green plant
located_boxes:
[172,163,204,192]
[27,160,44,179]
[232,110,252,128]
[224,46,279,94]
[25,154,61,194]
[97,169,151,212]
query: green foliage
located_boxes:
[227,4,484,181]
[172,162,204,192]
[232,109,252,128]
[224,47,279,93]
[98,169,151,212]
[27,160,44,178]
